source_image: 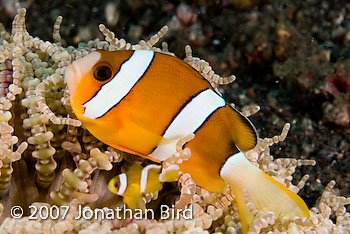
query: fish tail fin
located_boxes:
[220,152,310,234]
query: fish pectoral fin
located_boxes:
[144,167,163,194]
[129,115,185,145]
[220,152,310,234]
[123,183,145,210]
[120,117,171,156]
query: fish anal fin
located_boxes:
[224,105,257,152]
[179,151,225,192]
[220,152,310,234]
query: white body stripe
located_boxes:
[117,173,127,195]
[140,165,161,193]
[83,50,155,119]
[149,89,225,161]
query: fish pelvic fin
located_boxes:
[220,152,310,234]
[107,175,144,209]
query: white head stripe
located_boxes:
[149,89,225,161]
[83,50,155,119]
[116,173,127,195]
[140,165,161,193]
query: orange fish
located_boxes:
[65,49,309,233]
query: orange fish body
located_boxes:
[65,49,309,233]
[67,50,256,191]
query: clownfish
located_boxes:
[107,164,179,209]
[65,49,310,233]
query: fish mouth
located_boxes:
[65,61,82,97]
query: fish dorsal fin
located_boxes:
[224,105,258,152]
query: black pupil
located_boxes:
[94,66,111,81]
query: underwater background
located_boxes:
[0,0,349,233]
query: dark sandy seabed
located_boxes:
[1,0,349,212]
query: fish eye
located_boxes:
[114,180,120,189]
[93,65,112,81]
